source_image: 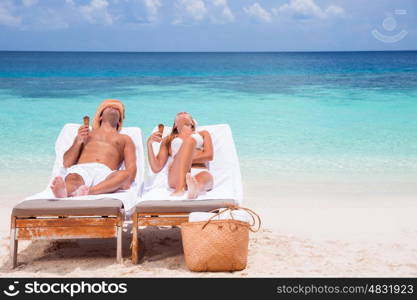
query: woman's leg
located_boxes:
[186,171,213,199]
[168,136,196,195]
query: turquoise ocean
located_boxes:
[1,51,417,199]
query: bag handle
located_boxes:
[202,205,261,232]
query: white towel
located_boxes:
[25,123,145,214]
[188,210,251,224]
[142,124,243,204]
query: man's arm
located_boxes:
[123,135,137,188]
[192,131,213,164]
[63,125,89,168]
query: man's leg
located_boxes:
[168,136,196,195]
[65,173,85,195]
[50,173,84,198]
[87,170,130,195]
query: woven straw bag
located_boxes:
[181,206,261,272]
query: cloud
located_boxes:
[0,2,21,27]
[210,0,234,24]
[0,1,68,30]
[173,0,207,24]
[173,0,234,25]
[22,0,38,7]
[243,3,272,23]
[143,0,161,22]
[62,0,159,27]
[325,5,345,18]
[273,0,345,20]
[29,8,69,30]
[78,0,114,25]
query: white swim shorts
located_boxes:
[190,167,211,177]
[65,163,115,187]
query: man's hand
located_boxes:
[76,125,89,144]
[147,131,162,145]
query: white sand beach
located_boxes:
[1,173,417,277]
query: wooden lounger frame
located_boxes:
[131,211,189,264]
[10,210,124,268]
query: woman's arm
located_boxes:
[147,133,169,173]
[192,131,213,164]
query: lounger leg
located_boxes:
[131,213,138,264]
[10,228,17,269]
[117,225,122,263]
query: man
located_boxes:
[50,99,137,198]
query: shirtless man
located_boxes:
[50,103,136,198]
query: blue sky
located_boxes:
[0,0,416,51]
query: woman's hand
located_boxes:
[147,131,169,173]
[193,149,203,158]
[177,123,193,139]
[191,131,213,163]
[147,131,162,145]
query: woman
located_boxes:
[147,112,214,199]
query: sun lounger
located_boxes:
[131,124,242,264]
[10,124,144,268]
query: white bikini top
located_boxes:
[171,133,204,158]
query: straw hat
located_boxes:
[92,99,125,131]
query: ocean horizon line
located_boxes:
[1,49,417,54]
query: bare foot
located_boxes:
[50,176,68,198]
[170,189,185,197]
[186,173,200,200]
[72,185,90,196]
